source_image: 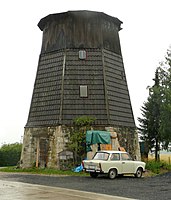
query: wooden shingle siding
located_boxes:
[26,51,64,127]
[109,107,133,115]
[62,49,108,125]
[103,49,135,127]
[26,48,135,128]
[26,48,135,127]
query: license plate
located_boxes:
[88,165,95,169]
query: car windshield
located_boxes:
[93,152,109,160]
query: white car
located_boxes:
[82,150,146,179]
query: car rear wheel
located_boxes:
[90,172,98,178]
[134,168,143,178]
[108,169,117,179]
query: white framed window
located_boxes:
[80,85,88,97]
[79,50,87,59]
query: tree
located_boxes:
[66,116,96,165]
[158,49,171,149]
[138,69,162,161]
[0,143,22,166]
[138,48,171,161]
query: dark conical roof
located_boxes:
[38,10,122,31]
[37,10,123,54]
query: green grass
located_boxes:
[146,160,171,174]
[1,161,171,177]
[0,166,87,176]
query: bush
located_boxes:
[0,143,22,167]
[146,160,171,174]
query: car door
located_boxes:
[120,153,134,173]
[109,153,122,173]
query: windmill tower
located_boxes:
[20,11,140,168]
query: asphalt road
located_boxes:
[0,172,171,200]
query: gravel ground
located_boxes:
[0,172,171,200]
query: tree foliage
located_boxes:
[158,49,171,148]
[138,48,171,161]
[66,116,96,165]
[0,143,22,167]
[138,70,162,161]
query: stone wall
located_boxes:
[109,127,141,160]
[20,126,68,169]
[20,125,141,169]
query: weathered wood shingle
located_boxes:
[62,49,108,125]
[103,49,135,127]
[26,51,64,127]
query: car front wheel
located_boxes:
[108,169,117,179]
[134,168,143,178]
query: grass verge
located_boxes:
[145,160,171,175]
[0,166,87,176]
[0,160,171,177]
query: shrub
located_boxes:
[146,160,171,174]
[0,143,22,167]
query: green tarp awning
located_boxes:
[86,130,111,152]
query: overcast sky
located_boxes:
[0,0,171,145]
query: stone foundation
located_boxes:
[20,126,141,169]
[20,126,68,169]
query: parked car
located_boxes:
[82,150,146,179]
